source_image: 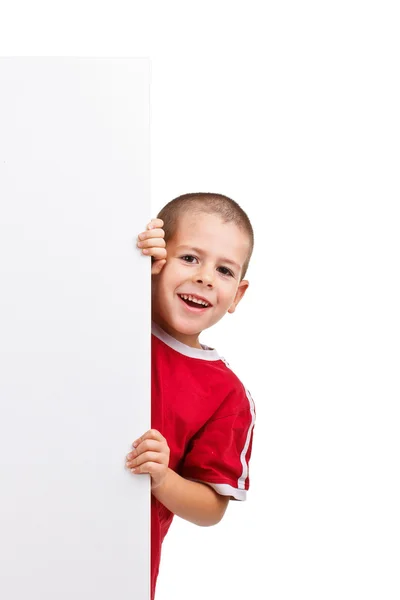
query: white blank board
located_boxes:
[0,58,150,599]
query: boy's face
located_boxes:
[151,211,250,348]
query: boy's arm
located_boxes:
[126,429,229,527]
[152,468,229,527]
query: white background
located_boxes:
[1,3,399,599]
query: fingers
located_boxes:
[138,228,165,241]
[137,225,166,258]
[132,429,166,447]
[126,450,168,471]
[137,219,164,240]
[136,219,167,277]
[137,237,165,249]
[147,218,163,230]
[147,247,167,259]
[131,463,167,481]
[128,438,164,457]
[137,239,167,261]
[126,430,170,475]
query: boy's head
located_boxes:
[152,193,254,348]
[157,193,254,279]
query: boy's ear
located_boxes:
[228,280,249,314]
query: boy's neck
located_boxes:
[151,317,203,349]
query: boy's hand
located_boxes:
[126,429,170,490]
[137,218,167,275]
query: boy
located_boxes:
[125,192,256,599]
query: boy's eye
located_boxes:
[218,266,234,277]
[181,255,197,263]
[180,256,233,276]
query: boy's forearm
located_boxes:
[152,468,229,527]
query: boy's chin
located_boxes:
[171,316,204,335]
[153,306,225,337]
[157,313,210,337]
[174,313,226,337]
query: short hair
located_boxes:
[157,192,254,279]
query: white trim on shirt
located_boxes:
[151,322,221,361]
[188,479,247,501]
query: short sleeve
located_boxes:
[180,384,255,501]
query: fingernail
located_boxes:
[137,241,143,247]
[138,233,144,240]
[142,249,149,254]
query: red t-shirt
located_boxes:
[150,323,256,599]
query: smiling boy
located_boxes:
[125,193,256,599]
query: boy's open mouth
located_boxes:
[178,294,212,309]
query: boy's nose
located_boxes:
[193,270,214,287]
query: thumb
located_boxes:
[151,259,166,275]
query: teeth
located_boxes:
[180,294,209,307]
